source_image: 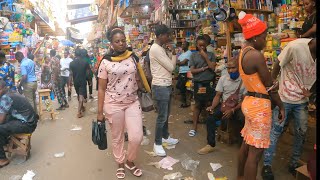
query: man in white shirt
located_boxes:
[60,51,73,101]
[150,25,179,156]
[262,38,316,179]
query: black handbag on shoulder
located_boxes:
[92,120,108,150]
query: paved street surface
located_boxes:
[1,84,313,180]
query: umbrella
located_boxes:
[60,39,75,46]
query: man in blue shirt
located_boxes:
[0,80,38,167]
[176,42,192,108]
[0,51,15,91]
[15,52,38,114]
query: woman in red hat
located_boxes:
[236,12,285,180]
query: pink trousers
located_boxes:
[107,100,143,164]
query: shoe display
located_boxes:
[261,165,274,180]
[162,136,179,145]
[197,145,215,155]
[153,143,166,157]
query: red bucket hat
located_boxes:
[238,11,267,40]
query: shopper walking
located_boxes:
[97,26,143,178]
[150,25,179,157]
[176,42,192,108]
[70,49,90,118]
[188,35,217,137]
[60,51,73,101]
[81,49,94,100]
[40,56,52,89]
[261,38,316,179]
[15,52,38,114]
[236,12,285,180]
[50,50,69,110]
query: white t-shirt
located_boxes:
[278,38,316,104]
[60,57,73,77]
[149,43,177,86]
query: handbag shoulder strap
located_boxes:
[235,80,242,94]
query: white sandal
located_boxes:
[125,163,142,177]
[116,168,125,179]
[188,129,197,137]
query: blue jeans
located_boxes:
[263,102,308,166]
[152,85,172,145]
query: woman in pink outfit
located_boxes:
[97,26,143,179]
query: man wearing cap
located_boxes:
[150,25,179,156]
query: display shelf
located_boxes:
[171,27,196,29]
[236,8,273,13]
[168,8,199,11]
[178,19,196,21]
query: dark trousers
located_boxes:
[0,120,36,159]
[176,73,188,104]
[61,76,71,97]
[85,78,93,99]
[96,76,99,91]
[207,104,245,147]
[152,85,172,145]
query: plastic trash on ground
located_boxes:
[9,175,22,180]
[178,153,200,177]
[158,156,179,170]
[89,107,97,113]
[210,163,222,171]
[163,172,183,180]
[146,130,151,136]
[148,156,179,170]
[54,152,65,158]
[141,136,150,146]
[22,170,35,180]
[70,125,82,131]
[163,142,176,149]
[144,150,157,157]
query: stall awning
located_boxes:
[34,14,65,36]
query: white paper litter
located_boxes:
[54,152,65,158]
[22,170,35,180]
[208,172,215,180]
[146,130,151,136]
[158,156,179,170]
[141,136,150,146]
[70,125,82,131]
[163,172,183,180]
[210,163,222,172]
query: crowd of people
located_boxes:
[94,11,316,179]
[0,4,316,180]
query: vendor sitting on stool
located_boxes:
[198,58,246,155]
[0,80,38,168]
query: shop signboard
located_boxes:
[67,4,98,21]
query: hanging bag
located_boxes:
[220,80,242,113]
[131,55,154,112]
[92,120,108,150]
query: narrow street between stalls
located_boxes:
[1,80,313,180]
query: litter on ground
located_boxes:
[210,163,222,172]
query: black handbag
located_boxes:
[92,120,108,150]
